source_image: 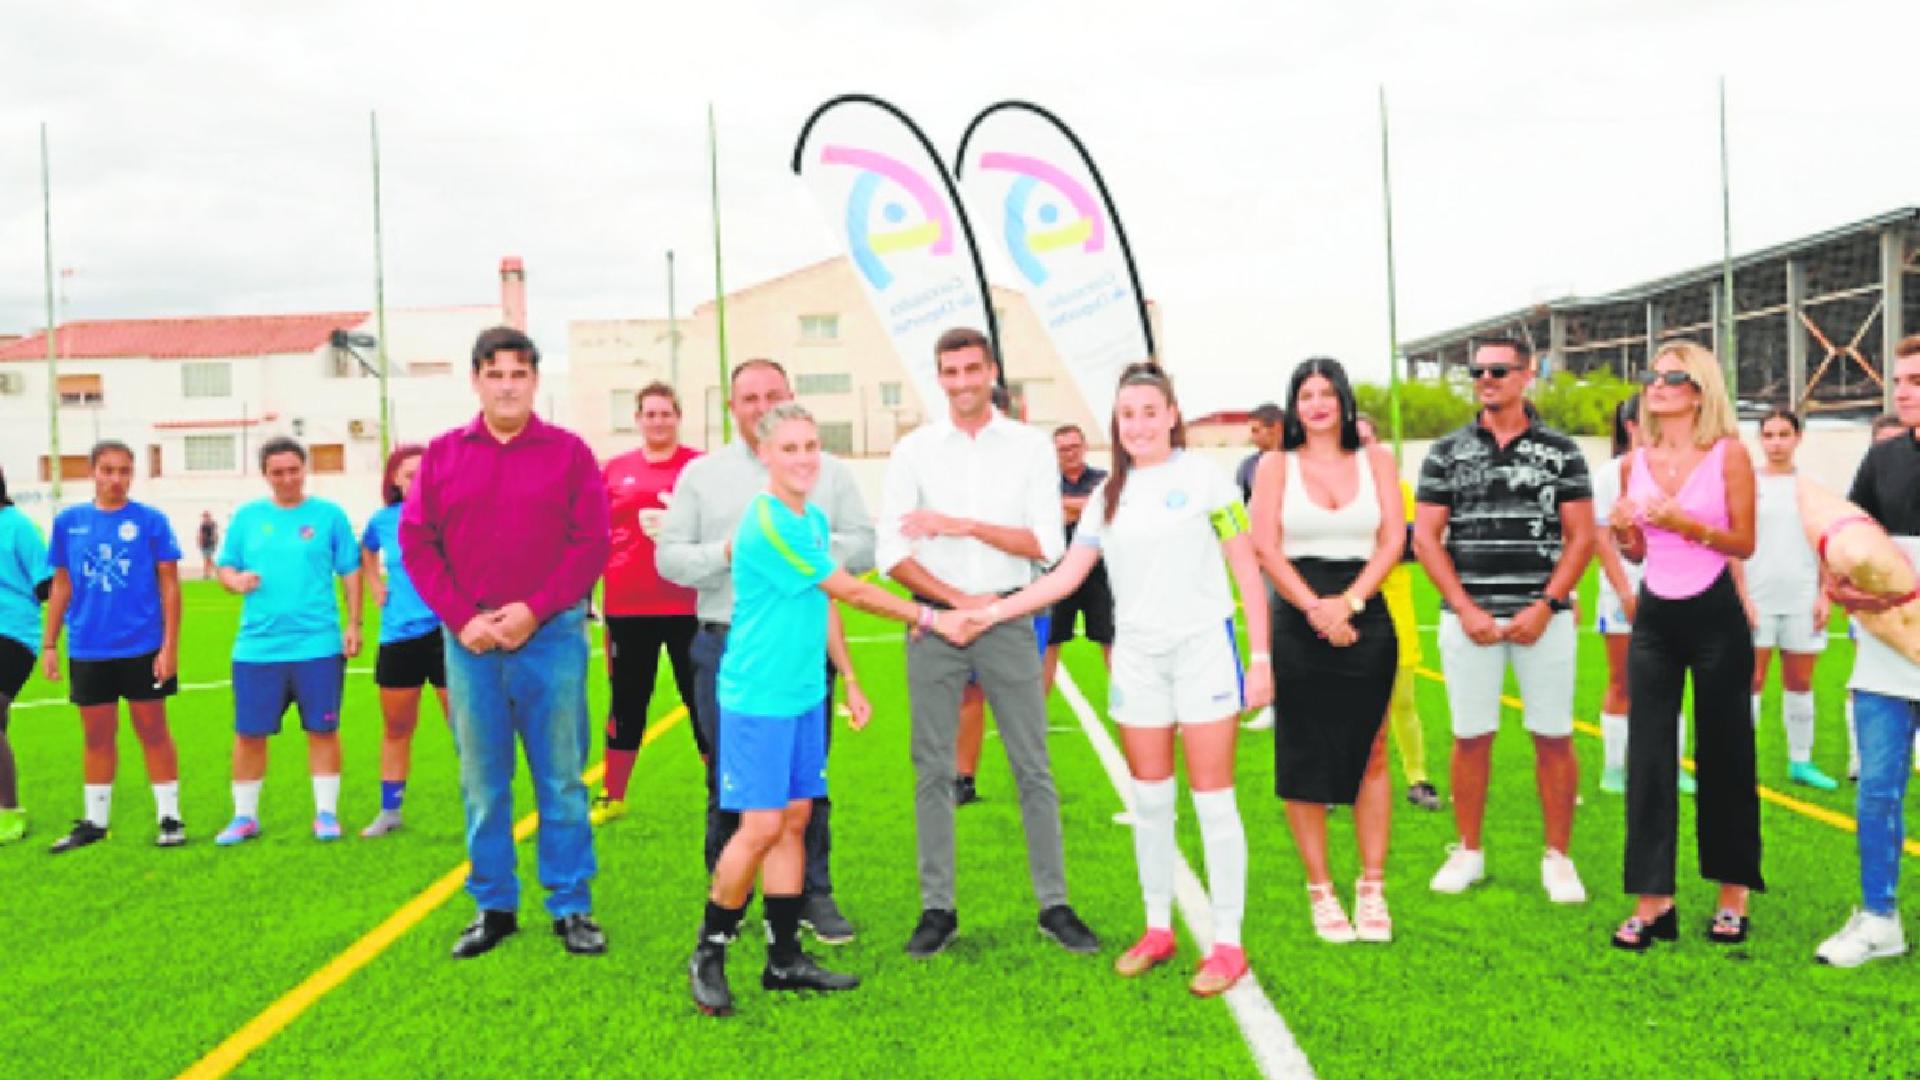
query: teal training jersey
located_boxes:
[218,498,359,663]
[719,493,837,716]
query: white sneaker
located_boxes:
[1540,848,1587,904]
[1428,845,1486,894]
[1815,909,1908,968]
[1243,706,1275,731]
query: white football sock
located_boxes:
[1193,787,1247,948]
[1845,697,1860,772]
[1784,691,1816,764]
[1132,777,1178,931]
[152,781,179,823]
[312,774,341,816]
[1751,693,1763,731]
[83,784,112,828]
[1601,713,1628,772]
[232,779,262,820]
[1678,711,1690,766]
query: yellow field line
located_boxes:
[1412,667,1920,858]
[176,706,688,1080]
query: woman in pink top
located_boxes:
[1607,341,1762,950]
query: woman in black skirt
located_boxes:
[1250,357,1405,943]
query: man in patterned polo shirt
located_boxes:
[1412,336,1596,906]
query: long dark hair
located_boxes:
[1280,357,1361,452]
[0,465,10,509]
[1759,407,1803,435]
[1610,394,1641,458]
[1102,362,1187,524]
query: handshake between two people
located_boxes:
[913,597,1016,649]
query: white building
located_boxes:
[0,259,528,546]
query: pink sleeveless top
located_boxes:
[1627,439,1731,600]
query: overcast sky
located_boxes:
[3,0,1917,415]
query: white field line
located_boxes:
[1053,669,1316,1080]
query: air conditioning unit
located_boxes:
[348,419,376,439]
[0,372,23,395]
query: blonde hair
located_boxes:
[1643,341,1737,448]
[755,401,816,443]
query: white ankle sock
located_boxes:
[1678,711,1690,766]
[232,780,262,820]
[1784,691,1816,763]
[1131,777,1178,931]
[1192,787,1247,947]
[152,781,179,823]
[1751,693,1763,730]
[1600,713,1628,772]
[312,774,341,816]
[83,784,112,828]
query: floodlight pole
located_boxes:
[1718,78,1738,408]
[709,104,732,442]
[667,249,680,393]
[41,123,61,503]
[371,111,393,460]
[1378,86,1404,467]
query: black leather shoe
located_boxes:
[50,820,108,855]
[1038,905,1101,954]
[553,913,607,955]
[451,910,518,959]
[954,775,980,807]
[904,909,958,957]
[801,893,856,945]
[763,952,861,992]
[690,942,733,1017]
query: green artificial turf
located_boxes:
[3,578,1918,1079]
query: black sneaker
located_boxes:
[451,910,519,959]
[801,893,856,945]
[954,775,980,806]
[763,952,860,992]
[905,909,958,957]
[1406,782,1443,812]
[690,941,733,1016]
[553,913,607,955]
[155,818,187,847]
[49,820,108,855]
[1037,904,1100,954]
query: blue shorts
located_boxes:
[718,702,828,812]
[233,656,346,736]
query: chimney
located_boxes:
[500,256,527,331]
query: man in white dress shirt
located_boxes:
[879,327,1099,958]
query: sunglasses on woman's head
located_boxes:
[1468,365,1513,380]
[1640,370,1696,388]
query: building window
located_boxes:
[148,444,162,478]
[799,314,840,342]
[796,372,852,395]
[183,434,237,473]
[310,444,346,474]
[611,390,639,432]
[39,455,89,481]
[879,382,903,407]
[817,421,854,455]
[181,362,232,398]
[56,373,103,407]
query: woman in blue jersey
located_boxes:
[359,445,450,837]
[40,442,185,851]
[965,363,1274,996]
[0,466,51,845]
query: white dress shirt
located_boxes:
[877,408,1065,595]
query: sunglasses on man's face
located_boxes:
[1468,365,1514,381]
[1640,370,1696,388]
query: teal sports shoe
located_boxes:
[1677,770,1697,797]
[1599,767,1626,795]
[1789,761,1840,792]
[313,811,343,841]
[215,816,261,846]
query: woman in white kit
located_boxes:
[1732,408,1838,790]
[968,361,1273,997]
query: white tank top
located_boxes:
[1281,449,1380,560]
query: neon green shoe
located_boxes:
[589,795,627,827]
[0,807,25,845]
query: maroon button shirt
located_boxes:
[401,413,611,629]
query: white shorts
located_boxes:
[1752,611,1827,654]
[1595,588,1632,637]
[1108,620,1244,729]
[1436,610,1577,739]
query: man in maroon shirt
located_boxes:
[401,327,612,960]
[594,381,702,824]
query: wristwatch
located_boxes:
[1344,592,1364,615]
[1541,593,1572,613]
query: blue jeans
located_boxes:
[1853,689,1920,916]
[446,605,596,918]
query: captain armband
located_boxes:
[1209,503,1250,541]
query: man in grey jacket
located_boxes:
[656,358,875,943]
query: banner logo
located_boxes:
[820,145,954,290]
[980,152,1105,286]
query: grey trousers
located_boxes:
[907,618,1069,911]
